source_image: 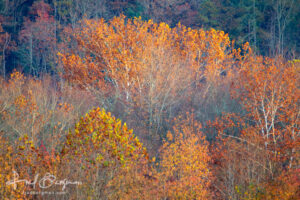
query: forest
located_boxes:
[0,0,299,199]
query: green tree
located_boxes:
[61,107,149,199]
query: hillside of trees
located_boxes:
[0,0,299,199]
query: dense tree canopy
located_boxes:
[0,1,299,199]
[0,0,299,75]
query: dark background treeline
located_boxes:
[0,0,299,77]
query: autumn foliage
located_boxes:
[0,14,299,200]
[58,15,235,152]
[157,114,211,199]
[61,108,149,199]
[209,51,299,199]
